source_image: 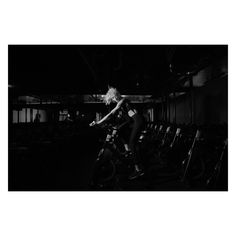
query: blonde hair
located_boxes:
[104,87,122,105]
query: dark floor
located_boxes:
[8,122,227,191]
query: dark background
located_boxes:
[8,45,228,190]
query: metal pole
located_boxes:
[189,76,194,124]
[174,92,176,124]
[161,95,164,121]
[168,94,171,123]
[30,108,33,122]
[17,98,20,123]
[25,108,27,123]
[166,94,170,123]
[165,95,168,122]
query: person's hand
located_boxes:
[89,121,97,127]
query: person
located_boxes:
[90,87,145,179]
[34,113,41,123]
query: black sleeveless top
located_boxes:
[120,99,136,115]
[108,98,141,126]
[115,99,136,124]
[109,98,144,130]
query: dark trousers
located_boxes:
[129,114,144,165]
[119,114,145,164]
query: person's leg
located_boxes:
[128,116,144,179]
[128,115,143,159]
[119,125,132,153]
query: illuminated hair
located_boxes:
[104,87,122,105]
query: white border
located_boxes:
[1,1,235,236]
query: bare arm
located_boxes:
[96,98,124,125]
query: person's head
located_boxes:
[103,87,122,105]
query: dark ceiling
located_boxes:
[8,45,227,96]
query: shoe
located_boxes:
[128,168,144,180]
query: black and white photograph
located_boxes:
[8,45,228,191]
[1,1,235,236]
